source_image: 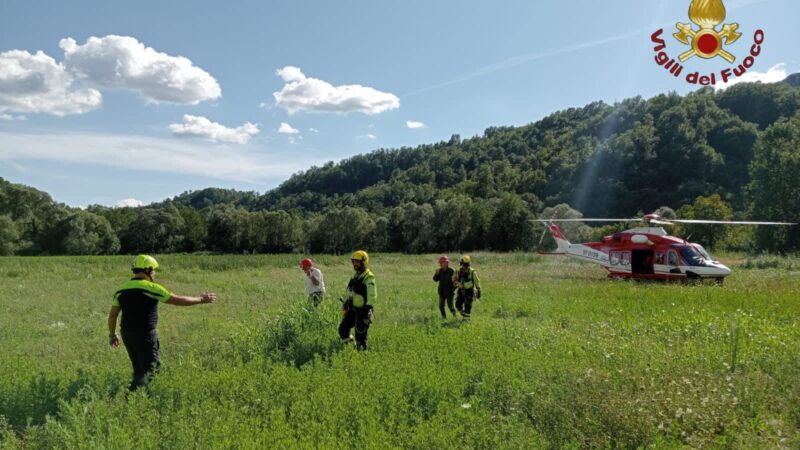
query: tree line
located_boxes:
[1,80,799,255]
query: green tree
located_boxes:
[0,215,19,255]
[654,206,676,220]
[676,194,732,249]
[400,203,435,253]
[177,206,207,252]
[432,196,473,252]
[367,216,391,252]
[306,207,375,254]
[488,193,535,251]
[56,210,121,255]
[255,210,303,253]
[120,205,186,253]
[748,114,800,252]
[206,206,250,252]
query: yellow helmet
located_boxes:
[351,250,369,267]
[132,254,159,271]
[460,255,471,264]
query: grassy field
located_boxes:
[1,253,799,449]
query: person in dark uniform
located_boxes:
[455,255,481,320]
[338,250,376,351]
[107,255,217,391]
[433,255,456,319]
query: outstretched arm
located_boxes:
[166,292,217,306]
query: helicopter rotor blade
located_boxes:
[535,218,640,223]
[670,219,797,226]
[538,226,549,246]
[647,219,676,226]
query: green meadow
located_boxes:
[1,254,799,449]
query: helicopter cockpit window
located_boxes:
[610,251,619,265]
[655,251,664,264]
[679,247,706,267]
[621,251,631,266]
[692,244,712,261]
[668,250,678,266]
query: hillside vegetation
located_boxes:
[1,81,799,255]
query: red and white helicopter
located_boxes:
[539,213,795,283]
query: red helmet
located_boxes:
[300,258,313,269]
[439,256,449,264]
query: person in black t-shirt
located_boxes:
[433,255,456,319]
[107,255,217,391]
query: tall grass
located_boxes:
[1,253,799,448]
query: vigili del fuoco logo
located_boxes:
[651,0,764,86]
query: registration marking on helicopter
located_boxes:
[582,249,600,259]
[580,248,608,263]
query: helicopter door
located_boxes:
[631,249,655,275]
[667,249,681,274]
[668,250,678,266]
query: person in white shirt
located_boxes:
[300,258,325,306]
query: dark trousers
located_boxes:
[308,292,324,307]
[439,293,456,318]
[456,289,475,319]
[338,306,372,351]
[121,329,161,391]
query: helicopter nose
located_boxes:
[717,263,732,276]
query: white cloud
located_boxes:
[115,198,144,208]
[60,35,221,104]
[0,49,102,116]
[169,115,259,144]
[406,120,426,129]
[288,136,302,145]
[714,63,790,91]
[0,131,311,182]
[309,127,319,133]
[277,122,299,134]
[0,113,26,121]
[356,133,377,140]
[273,66,399,115]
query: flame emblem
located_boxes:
[673,0,741,63]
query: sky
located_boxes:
[0,0,797,207]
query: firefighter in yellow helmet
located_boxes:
[107,255,217,391]
[454,255,481,320]
[339,250,376,351]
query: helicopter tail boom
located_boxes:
[548,224,571,253]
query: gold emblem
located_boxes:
[673,0,741,63]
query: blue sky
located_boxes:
[0,0,796,207]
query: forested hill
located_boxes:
[2,80,800,255]
[170,80,800,219]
